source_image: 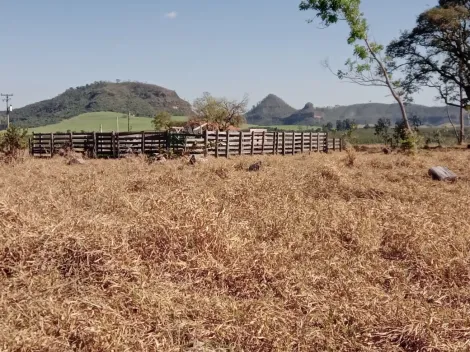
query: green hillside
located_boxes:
[30,112,188,133]
[3,81,192,129]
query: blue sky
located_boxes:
[2,0,437,110]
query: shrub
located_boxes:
[0,125,28,159]
[374,118,392,146]
[344,147,357,167]
[393,116,422,150]
[152,111,172,131]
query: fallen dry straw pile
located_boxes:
[1,151,470,351]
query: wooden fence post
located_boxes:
[93,132,97,158]
[39,134,42,156]
[141,131,145,155]
[316,133,320,152]
[165,131,171,153]
[50,133,54,157]
[272,132,276,154]
[204,130,209,157]
[339,138,343,152]
[226,131,230,158]
[276,131,280,154]
[325,132,329,153]
[238,131,243,155]
[309,132,313,152]
[301,132,304,154]
[69,132,73,150]
[333,137,336,151]
[282,132,286,155]
[250,131,254,155]
[292,131,295,155]
[117,132,121,158]
[111,131,116,158]
[261,131,265,154]
[28,137,31,156]
[215,130,219,158]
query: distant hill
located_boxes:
[284,102,324,125]
[245,94,296,125]
[318,103,461,125]
[246,94,462,126]
[2,81,192,129]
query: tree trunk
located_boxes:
[459,85,465,145]
[446,105,460,143]
[397,99,411,132]
[364,38,412,133]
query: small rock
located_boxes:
[248,161,262,171]
[67,157,85,165]
[382,147,391,155]
[428,166,457,181]
[189,155,197,165]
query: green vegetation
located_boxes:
[30,112,188,133]
[4,81,192,129]
[329,125,470,146]
[152,111,172,131]
[0,125,28,159]
[28,112,323,134]
[296,0,470,144]
[387,0,470,145]
[27,111,467,148]
[299,0,413,133]
[192,92,248,130]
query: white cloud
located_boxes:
[164,11,178,19]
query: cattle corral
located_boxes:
[30,130,343,158]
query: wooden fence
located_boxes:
[30,131,342,158]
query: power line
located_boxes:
[1,93,13,128]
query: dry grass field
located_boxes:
[1,150,470,351]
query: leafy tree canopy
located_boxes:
[192,92,248,130]
[387,0,470,108]
[299,0,412,132]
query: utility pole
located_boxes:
[1,94,13,128]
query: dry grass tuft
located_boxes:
[344,147,357,167]
[1,151,470,351]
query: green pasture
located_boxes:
[28,112,321,134]
[30,112,188,133]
